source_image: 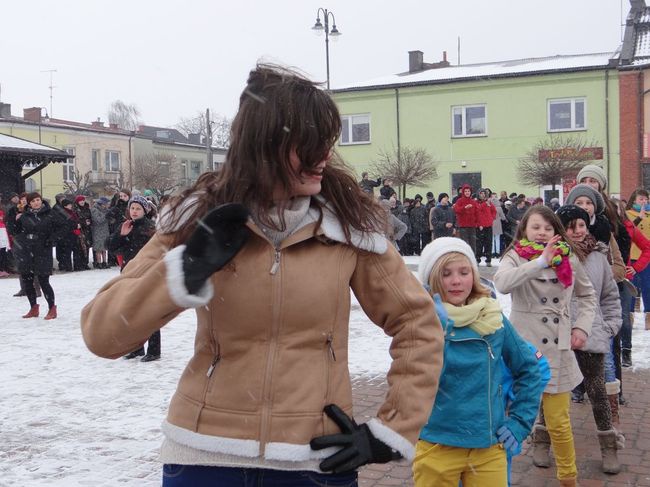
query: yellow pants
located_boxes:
[412,440,507,487]
[542,392,577,480]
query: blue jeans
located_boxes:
[162,465,358,487]
[604,339,617,383]
[619,283,633,350]
[632,261,650,310]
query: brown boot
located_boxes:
[531,424,552,468]
[44,305,57,320]
[598,429,622,474]
[22,304,39,318]
[645,312,650,330]
[606,380,621,425]
[558,478,577,487]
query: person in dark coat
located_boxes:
[358,172,381,196]
[74,195,92,270]
[14,192,60,320]
[431,193,456,238]
[107,189,131,267]
[57,199,86,272]
[106,195,159,362]
[379,179,397,200]
[410,194,431,255]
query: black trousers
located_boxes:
[22,272,54,308]
[131,330,161,356]
[476,227,493,263]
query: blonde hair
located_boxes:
[427,252,491,304]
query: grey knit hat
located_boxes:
[576,164,607,190]
[566,183,605,215]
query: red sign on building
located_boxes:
[538,147,604,162]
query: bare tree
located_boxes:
[370,147,439,200]
[63,169,93,196]
[132,152,180,200]
[518,136,601,190]
[108,100,141,131]
[176,111,232,148]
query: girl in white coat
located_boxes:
[494,205,596,487]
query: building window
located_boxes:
[190,160,202,179]
[62,147,75,182]
[91,149,100,172]
[159,161,170,177]
[340,114,370,145]
[105,150,121,172]
[452,105,487,137]
[548,98,586,132]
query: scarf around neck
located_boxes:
[443,297,503,336]
[514,238,573,288]
[573,233,598,259]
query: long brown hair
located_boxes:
[506,205,581,259]
[165,63,383,246]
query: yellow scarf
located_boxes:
[443,297,503,336]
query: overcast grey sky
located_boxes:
[1,0,625,128]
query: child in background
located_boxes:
[626,188,650,328]
[556,205,624,474]
[414,237,544,487]
[494,206,596,487]
[106,195,159,362]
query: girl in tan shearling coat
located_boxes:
[494,206,596,487]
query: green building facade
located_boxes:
[332,52,620,201]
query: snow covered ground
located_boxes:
[1,258,649,486]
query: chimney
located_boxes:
[24,107,43,123]
[443,51,447,63]
[409,50,424,73]
[0,102,11,118]
[188,133,201,144]
[91,118,105,128]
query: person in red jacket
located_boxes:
[476,189,498,266]
[452,184,479,256]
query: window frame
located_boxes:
[104,150,121,172]
[451,104,488,138]
[339,113,371,145]
[62,146,75,182]
[547,97,587,132]
[91,149,100,172]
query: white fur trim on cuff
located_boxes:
[366,418,415,461]
[164,245,214,308]
[162,421,259,457]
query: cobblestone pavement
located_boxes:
[354,263,650,486]
[351,365,650,486]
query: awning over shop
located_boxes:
[0,132,73,179]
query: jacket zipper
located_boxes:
[448,335,494,442]
[207,345,221,377]
[260,247,282,455]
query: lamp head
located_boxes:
[312,18,324,35]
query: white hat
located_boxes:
[418,237,478,285]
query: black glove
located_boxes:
[310,404,401,473]
[182,203,250,294]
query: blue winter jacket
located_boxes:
[419,304,544,449]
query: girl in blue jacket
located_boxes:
[413,237,545,487]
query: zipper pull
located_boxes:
[326,333,337,361]
[206,353,221,377]
[270,249,281,274]
[486,343,495,360]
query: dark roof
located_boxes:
[0,133,72,165]
[136,125,189,143]
[620,1,650,67]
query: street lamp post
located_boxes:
[311,8,341,90]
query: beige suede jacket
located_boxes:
[80,208,443,470]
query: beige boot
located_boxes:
[531,424,551,468]
[645,312,650,330]
[598,429,622,474]
[606,380,621,426]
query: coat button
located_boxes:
[541,297,547,303]
[542,338,548,344]
[554,338,559,344]
[553,318,559,324]
[553,297,559,303]
[542,317,548,323]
